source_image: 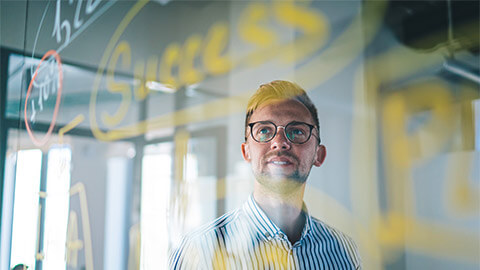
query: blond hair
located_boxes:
[244,80,320,142]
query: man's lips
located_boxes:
[267,157,294,165]
[263,151,299,166]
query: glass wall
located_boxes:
[1,1,479,269]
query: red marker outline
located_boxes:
[24,50,63,146]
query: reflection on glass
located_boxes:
[169,136,218,250]
[42,146,72,269]
[474,99,480,151]
[181,137,217,235]
[105,156,131,270]
[10,149,42,269]
[140,143,172,269]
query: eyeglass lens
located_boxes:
[251,122,311,143]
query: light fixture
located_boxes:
[145,81,177,93]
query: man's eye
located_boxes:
[259,128,270,134]
[291,129,304,135]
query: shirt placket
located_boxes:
[287,248,295,270]
[273,232,297,270]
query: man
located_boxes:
[169,80,361,269]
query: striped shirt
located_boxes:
[169,195,361,269]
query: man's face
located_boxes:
[241,99,326,192]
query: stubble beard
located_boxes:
[254,151,311,194]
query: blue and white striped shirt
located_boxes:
[169,195,361,269]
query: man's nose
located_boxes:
[270,127,291,150]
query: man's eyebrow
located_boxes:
[256,119,274,122]
[248,119,273,123]
[253,120,315,125]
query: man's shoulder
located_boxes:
[169,208,244,267]
[182,208,243,242]
[309,216,357,244]
[309,216,362,268]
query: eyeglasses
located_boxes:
[247,121,320,144]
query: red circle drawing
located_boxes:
[24,50,63,146]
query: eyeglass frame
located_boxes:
[246,120,321,145]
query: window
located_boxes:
[42,146,72,269]
[140,142,173,269]
[10,149,42,269]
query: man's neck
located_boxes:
[253,182,306,244]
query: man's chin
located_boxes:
[263,168,307,183]
[255,172,307,194]
[265,166,294,178]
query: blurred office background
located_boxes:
[0,0,478,269]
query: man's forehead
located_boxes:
[250,99,313,122]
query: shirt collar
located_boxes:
[242,195,312,241]
[300,202,313,239]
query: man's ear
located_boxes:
[313,144,326,167]
[241,142,251,162]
